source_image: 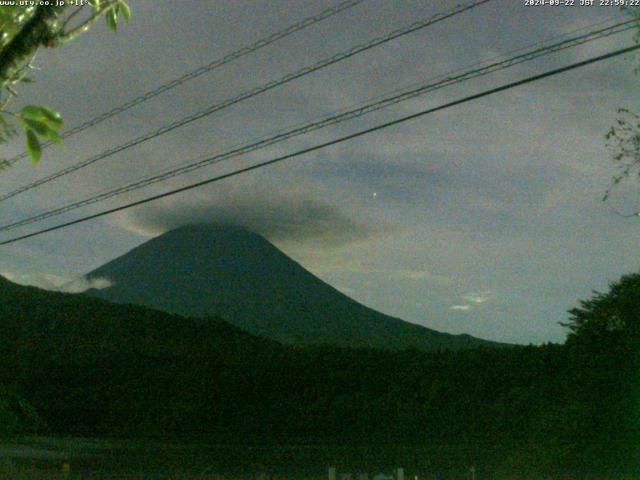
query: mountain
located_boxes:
[0,273,505,441]
[0,274,630,477]
[0,273,284,435]
[85,224,497,350]
[0,272,278,365]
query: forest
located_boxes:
[0,272,637,478]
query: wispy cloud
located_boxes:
[117,188,392,248]
[450,305,471,311]
[0,270,112,293]
[463,291,493,304]
[60,277,113,293]
[449,291,493,312]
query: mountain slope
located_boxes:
[0,273,285,434]
[0,273,278,364]
[86,224,498,350]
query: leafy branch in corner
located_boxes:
[0,0,131,166]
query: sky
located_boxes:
[0,0,638,344]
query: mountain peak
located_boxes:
[142,223,273,250]
[167,223,254,235]
[86,224,499,350]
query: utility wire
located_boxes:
[1,42,638,246]
[0,0,493,203]
[2,0,368,167]
[0,18,636,233]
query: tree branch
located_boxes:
[56,1,119,45]
[59,5,85,33]
[0,6,66,90]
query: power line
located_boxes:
[1,42,638,247]
[0,0,493,203]
[2,0,368,167]
[0,18,636,233]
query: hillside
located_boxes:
[0,273,547,445]
[85,224,498,350]
[0,273,635,477]
[0,273,278,364]
[0,274,283,435]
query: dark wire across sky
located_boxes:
[1,42,638,247]
[0,0,493,204]
[0,17,636,235]
[3,0,369,167]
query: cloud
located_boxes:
[463,291,493,304]
[447,291,493,313]
[117,188,391,248]
[0,271,68,291]
[450,305,471,311]
[2,0,633,345]
[59,277,113,293]
[0,270,112,293]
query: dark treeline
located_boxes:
[0,273,637,478]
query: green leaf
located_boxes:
[46,128,63,145]
[106,7,118,31]
[88,0,101,12]
[118,1,131,22]
[38,107,63,128]
[21,105,62,129]
[25,129,41,163]
[20,118,62,145]
[21,118,49,137]
[21,105,45,120]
